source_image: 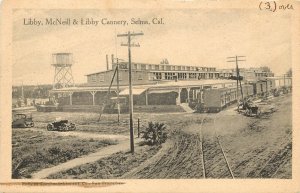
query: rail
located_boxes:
[200,114,235,179]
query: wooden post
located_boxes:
[187,88,191,103]
[176,88,182,105]
[116,58,120,123]
[90,91,96,105]
[145,90,148,106]
[137,118,140,138]
[128,33,134,153]
[69,92,73,105]
[106,54,109,70]
[117,31,143,154]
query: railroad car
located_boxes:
[250,81,268,96]
[201,84,255,113]
[200,77,291,113]
[242,84,254,97]
[202,87,238,113]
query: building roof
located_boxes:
[51,79,237,93]
[85,69,114,76]
[151,79,236,88]
[119,88,147,95]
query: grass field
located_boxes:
[12,129,117,178]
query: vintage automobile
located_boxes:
[238,99,261,117]
[104,97,129,114]
[12,113,34,128]
[47,120,76,131]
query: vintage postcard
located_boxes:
[0,0,299,192]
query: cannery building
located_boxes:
[86,61,225,87]
[50,58,290,113]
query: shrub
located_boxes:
[141,122,167,145]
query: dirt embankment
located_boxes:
[128,132,204,179]
[37,94,292,179]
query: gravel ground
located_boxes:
[14,94,292,179]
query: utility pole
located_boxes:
[106,54,109,70]
[227,56,246,105]
[117,31,144,154]
[97,65,118,122]
[114,57,124,124]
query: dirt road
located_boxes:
[123,94,292,179]
[23,127,129,141]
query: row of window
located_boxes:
[153,72,220,80]
[255,73,268,77]
[88,72,144,83]
[117,63,217,72]
[220,91,237,106]
[88,71,237,83]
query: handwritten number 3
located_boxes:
[264,2,271,10]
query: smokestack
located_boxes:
[111,54,114,69]
[106,54,109,70]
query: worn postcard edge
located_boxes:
[0,0,300,192]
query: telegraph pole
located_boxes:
[114,57,124,124]
[117,31,144,154]
[227,56,246,104]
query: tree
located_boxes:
[286,68,292,77]
[141,122,167,145]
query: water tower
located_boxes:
[52,53,75,89]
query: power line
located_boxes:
[117,31,144,154]
[227,56,246,107]
[114,28,118,58]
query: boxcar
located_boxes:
[203,87,238,113]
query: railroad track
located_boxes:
[124,114,234,179]
[199,115,235,179]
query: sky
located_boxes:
[12,9,292,86]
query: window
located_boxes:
[138,73,143,80]
[153,72,162,80]
[119,63,128,69]
[99,74,104,82]
[189,73,197,79]
[141,64,146,70]
[155,65,159,70]
[178,73,187,80]
[165,72,175,80]
[198,73,205,79]
[91,75,97,82]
